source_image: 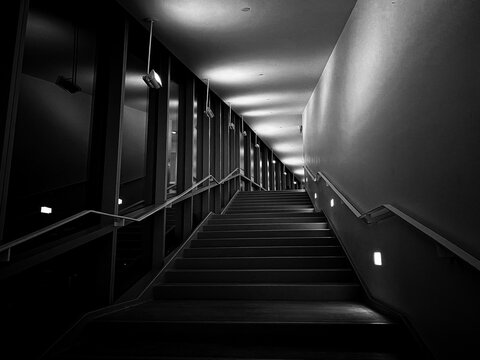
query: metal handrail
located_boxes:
[0,168,241,258]
[240,174,268,192]
[304,165,480,272]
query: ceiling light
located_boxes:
[171,131,177,134]
[204,79,214,118]
[283,172,287,175]
[143,69,162,89]
[272,160,276,164]
[143,20,162,89]
[293,181,297,185]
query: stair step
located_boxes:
[197,229,331,238]
[213,212,321,219]
[164,269,355,283]
[174,256,349,269]
[226,208,314,214]
[207,217,324,224]
[154,283,361,300]
[183,245,342,257]
[203,223,329,231]
[190,237,338,247]
[231,200,313,206]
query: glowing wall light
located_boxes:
[118,198,123,205]
[330,199,335,207]
[40,206,52,214]
[373,252,383,266]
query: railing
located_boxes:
[304,165,480,272]
[0,168,244,262]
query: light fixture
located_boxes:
[40,206,52,214]
[272,160,276,164]
[204,79,215,118]
[255,143,260,148]
[56,22,81,94]
[241,7,251,12]
[330,199,335,207]
[314,193,317,199]
[228,103,235,130]
[171,131,177,134]
[373,252,382,266]
[241,116,247,136]
[118,198,123,205]
[293,181,297,185]
[283,172,287,175]
[142,19,162,89]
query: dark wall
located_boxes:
[303,0,480,358]
[303,0,480,260]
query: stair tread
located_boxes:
[98,300,390,325]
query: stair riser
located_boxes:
[190,238,338,247]
[231,200,312,205]
[207,217,324,224]
[183,246,342,257]
[197,229,331,238]
[164,270,355,283]
[87,321,406,354]
[154,284,360,301]
[226,208,314,214]
[212,212,321,219]
[175,257,349,269]
[203,223,329,231]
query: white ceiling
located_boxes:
[117,0,356,177]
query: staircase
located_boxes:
[52,190,424,359]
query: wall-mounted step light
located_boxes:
[272,160,276,164]
[255,143,260,148]
[373,252,383,266]
[142,19,162,89]
[118,198,123,205]
[314,193,317,199]
[204,79,214,118]
[330,199,335,207]
[293,181,297,185]
[283,171,287,175]
[40,206,52,214]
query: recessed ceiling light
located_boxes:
[172,131,177,134]
[241,7,251,12]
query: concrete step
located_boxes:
[183,245,342,257]
[174,256,349,269]
[164,268,356,283]
[154,283,361,301]
[190,237,338,248]
[202,222,329,231]
[197,229,331,238]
